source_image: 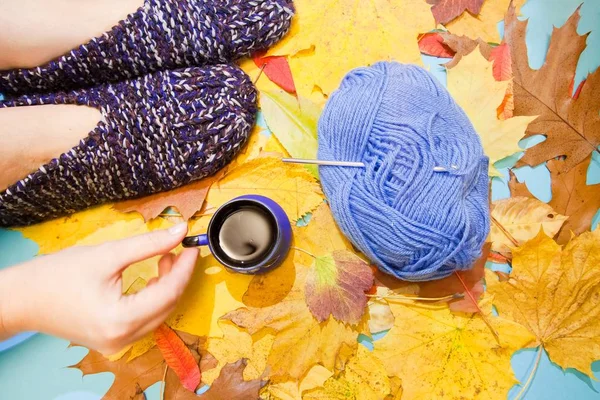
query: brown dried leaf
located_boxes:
[505,6,600,172]
[71,331,213,400]
[199,360,266,400]
[113,172,224,221]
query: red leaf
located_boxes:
[418,33,456,58]
[154,324,201,392]
[253,52,297,94]
[427,0,485,25]
[488,43,512,81]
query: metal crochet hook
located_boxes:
[283,158,455,172]
[282,158,365,167]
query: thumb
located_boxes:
[104,222,190,270]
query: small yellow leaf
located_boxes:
[367,299,395,334]
[491,197,568,256]
[205,157,323,221]
[487,229,600,377]
[373,299,534,399]
[447,50,537,176]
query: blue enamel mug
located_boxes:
[182,195,292,274]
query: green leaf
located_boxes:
[260,90,321,178]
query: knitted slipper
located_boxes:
[0,0,294,95]
[0,64,257,226]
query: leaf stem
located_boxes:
[367,294,461,302]
[514,346,543,400]
[160,365,168,400]
[291,246,317,259]
[491,215,519,247]
[254,63,267,85]
[454,271,501,345]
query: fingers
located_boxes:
[102,222,189,272]
[158,253,176,276]
[122,248,198,329]
[147,253,176,287]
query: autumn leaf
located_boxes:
[304,345,391,400]
[490,197,568,256]
[266,0,434,100]
[259,90,320,177]
[167,254,254,338]
[447,49,537,176]
[154,324,201,392]
[72,331,213,400]
[204,157,323,221]
[224,265,361,379]
[17,204,144,254]
[199,360,266,400]
[487,230,600,376]
[253,52,296,94]
[113,172,223,221]
[427,0,484,25]
[305,250,373,324]
[441,0,525,42]
[259,365,333,400]
[418,32,456,58]
[505,6,600,172]
[509,156,600,244]
[202,321,274,385]
[373,299,534,399]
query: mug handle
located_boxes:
[182,234,209,248]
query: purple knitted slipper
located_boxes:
[0,0,294,95]
[0,64,257,226]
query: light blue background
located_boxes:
[1,1,599,398]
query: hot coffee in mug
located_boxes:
[182,195,292,274]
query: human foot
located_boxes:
[0,0,294,95]
[0,64,257,226]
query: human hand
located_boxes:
[0,222,198,354]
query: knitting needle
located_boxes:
[282,158,365,167]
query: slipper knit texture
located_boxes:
[0,0,294,95]
[0,64,257,226]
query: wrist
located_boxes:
[0,261,37,338]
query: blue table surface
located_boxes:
[1,1,600,398]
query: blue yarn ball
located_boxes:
[318,62,490,282]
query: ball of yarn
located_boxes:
[318,62,490,281]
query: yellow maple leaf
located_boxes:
[447,50,537,176]
[202,321,274,385]
[205,157,323,221]
[304,345,391,400]
[490,197,568,256]
[266,0,434,100]
[442,0,526,42]
[373,299,534,399]
[487,229,600,377]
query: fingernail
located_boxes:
[169,222,188,235]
